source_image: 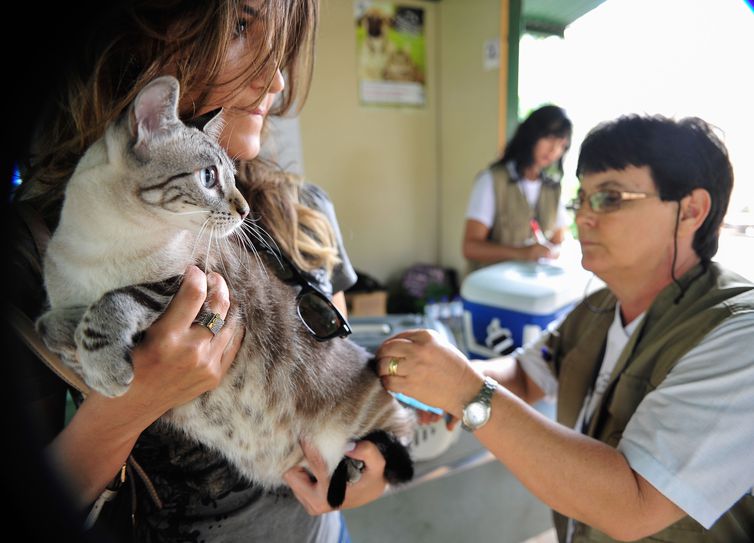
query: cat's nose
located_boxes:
[234,199,250,220]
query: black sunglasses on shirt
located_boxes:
[253,241,352,342]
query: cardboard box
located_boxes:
[345,290,387,317]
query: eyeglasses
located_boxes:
[254,242,352,342]
[567,190,658,214]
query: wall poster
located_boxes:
[354,1,426,107]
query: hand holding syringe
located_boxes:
[529,219,551,246]
[529,219,560,259]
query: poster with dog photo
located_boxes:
[354,1,426,107]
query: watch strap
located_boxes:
[461,376,498,431]
[477,376,497,404]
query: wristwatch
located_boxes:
[461,376,498,432]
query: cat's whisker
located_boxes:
[244,224,264,246]
[232,227,253,270]
[235,224,271,280]
[234,219,253,250]
[254,225,278,251]
[245,225,285,273]
[243,223,272,251]
[230,223,258,275]
[240,221,264,248]
[245,221,279,254]
[248,243,269,280]
[190,218,213,265]
[244,233,269,279]
[196,221,211,244]
[216,235,234,288]
[171,209,211,217]
[204,226,215,275]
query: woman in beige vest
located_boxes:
[463,105,572,271]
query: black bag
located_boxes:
[86,474,136,543]
[388,263,459,314]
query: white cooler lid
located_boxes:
[461,248,602,315]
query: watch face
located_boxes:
[465,401,488,426]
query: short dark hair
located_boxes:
[576,114,734,261]
[498,104,572,181]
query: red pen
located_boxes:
[530,219,549,246]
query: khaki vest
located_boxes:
[544,263,754,542]
[467,163,561,272]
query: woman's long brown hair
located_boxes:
[18,0,339,275]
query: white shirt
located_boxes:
[517,308,754,529]
[465,168,569,230]
[574,305,643,431]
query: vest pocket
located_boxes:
[604,373,653,445]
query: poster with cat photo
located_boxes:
[354,1,426,107]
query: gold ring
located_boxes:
[198,312,225,335]
[387,358,400,377]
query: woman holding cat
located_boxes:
[10,0,386,541]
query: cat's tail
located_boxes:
[326,429,414,508]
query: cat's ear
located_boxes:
[203,109,226,143]
[129,76,181,152]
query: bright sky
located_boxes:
[518,0,754,214]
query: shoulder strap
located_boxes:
[16,201,51,266]
[10,202,91,396]
[9,304,91,396]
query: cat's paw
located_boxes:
[36,307,86,366]
[360,430,414,484]
[326,431,414,508]
[77,345,134,398]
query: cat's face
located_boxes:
[122,76,250,238]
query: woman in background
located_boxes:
[463,105,572,270]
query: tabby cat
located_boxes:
[36,75,415,507]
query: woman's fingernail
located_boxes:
[343,441,357,453]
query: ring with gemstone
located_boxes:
[198,312,225,335]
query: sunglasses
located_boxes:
[567,189,658,214]
[254,242,352,342]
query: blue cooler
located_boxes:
[461,260,597,359]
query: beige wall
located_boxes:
[299,0,500,285]
[437,0,502,277]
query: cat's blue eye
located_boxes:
[201,166,218,188]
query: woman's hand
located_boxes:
[283,439,388,515]
[524,242,555,261]
[375,329,483,419]
[124,265,243,423]
[52,265,243,506]
[416,410,443,425]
